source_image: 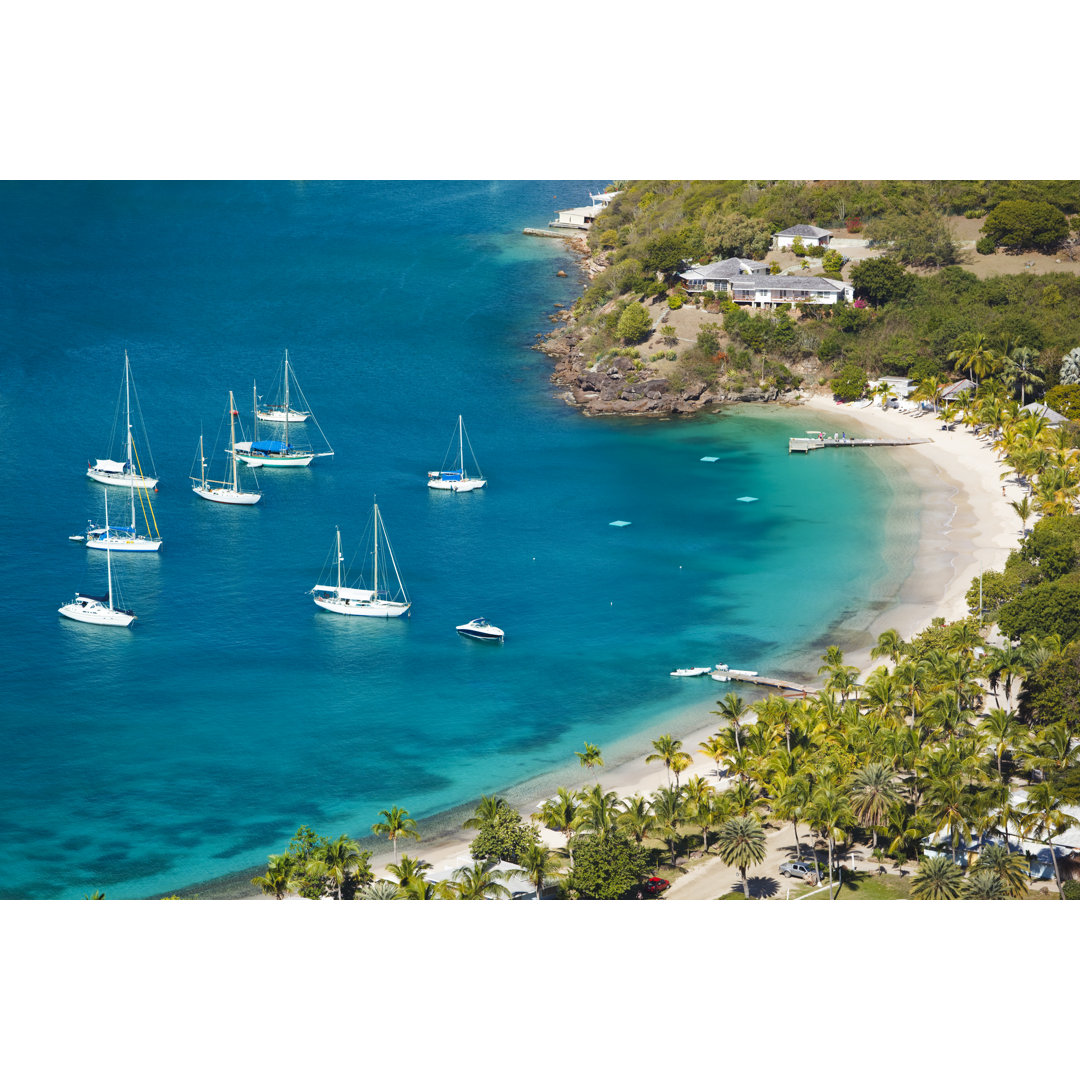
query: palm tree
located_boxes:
[948,331,1000,388]
[357,880,404,900]
[979,707,1022,777]
[619,794,654,843]
[1019,782,1079,898]
[715,815,767,899]
[961,868,1006,899]
[973,843,1029,898]
[870,628,906,666]
[847,763,903,851]
[461,794,510,830]
[321,834,365,900]
[532,787,581,865]
[646,733,685,787]
[911,855,964,899]
[386,853,433,890]
[370,806,421,861]
[575,741,604,772]
[451,860,513,900]
[251,853,295,900]
[576,783,622,840]
[698,733,727,778]
[518,841,560,899]
[769,772,811,856]
[806,785,854,897]
[650,785,685,866]
[712,693,750,752]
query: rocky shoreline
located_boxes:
[533,234,803,418]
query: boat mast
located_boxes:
[336,527,343,595]
[105,492,114,611]
[283,351,290,448]
[125,351,137,533]
[373,501,380,599]
[252,379,258,444]
[199,433,207,489]
[458,414,465,477]
[228,391,238,491]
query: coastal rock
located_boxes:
[556,270,567,277]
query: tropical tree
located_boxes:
[979,707,1022,776]
[357,880,403,900]
[650,785,686,866]
[948,331,1000,388]
[450,860,514,900]
[385,853,433,891]
[371,806,421,861]
[911,855,964,899]
[251,853,294,900]
[715,815,767,899]
[972,843,1029,898]
[847,763,904,851]
[769,772,811,856]
[646,734,686,787]
[321,834,366,900]
[806,785,854,896]
[618,793,654,843]
[576,783,623,841]
[1019,782,1079,898]
[518,841,561,900]
[870,628,906,666]
[461,794,510,830]
[712,693,751,752]
[532,787,581,865]
[575,741,604,772]
[961,868,1006,899]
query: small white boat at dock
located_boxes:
[670,667,711,677]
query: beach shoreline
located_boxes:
[238,388,1022,899]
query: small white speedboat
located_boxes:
[456,618,504,641]
[670,667,711,677]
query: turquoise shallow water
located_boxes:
[0,182,918,898]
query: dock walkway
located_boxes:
[715,672,819,696]
[788,435,931,454]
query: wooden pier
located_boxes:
[715,672,819,696]
[788,435,931,454]
[523,227,581,239]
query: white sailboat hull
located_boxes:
[427,476,487,491]
[87,467,158,489]
[257,408,309,423]
[314,594,411,618]
[58,598,136,627]
[233,445,316,468]
[192,484,262,505]
[86,533,163,552]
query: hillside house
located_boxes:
[773,224,833,249]
[550,205,599,229]
[728,275,852,309]
[678,257,769,293]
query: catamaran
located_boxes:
[60,494,136,627]
[427,415,487,491]
[233,352,333,468]
[87,350,159,490]
[191,391,262,505]
[311,501,411,618]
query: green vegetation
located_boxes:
[983,199,1070,253]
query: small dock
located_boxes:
[788,435,931,454]
[523,227,580,239]
[717,672,819,696]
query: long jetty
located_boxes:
[716,672,819,696]
[788,435,931,453]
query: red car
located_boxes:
[643,876,670,896]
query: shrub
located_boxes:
[1045,384,1080,420]
[668,294,684,310]
[976,236,996,255]
[964,209,984,219]
[616,302,653,344]
[831,363,869,402]
[1062,880,1080,900]
[822,249,844,275]
[846,217,862,233]
[791,237,807,257]
[768,261,781,275]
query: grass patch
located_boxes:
[803,870,913,900]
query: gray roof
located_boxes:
[680,257,769,282]
[941,378,976,399]
[773,224,832,238]
[1021,402,1068,424]
[729,275,847,293]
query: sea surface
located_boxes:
[0,182,920,898]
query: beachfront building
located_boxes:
[590,190,620,208]
[550,205,600,229]
[940,378,976,402]
[728,274,853,309]
[773,224,833,249]
[1021,401,1068,426]
[678,257,770,293]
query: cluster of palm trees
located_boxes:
[911,346,1078,521]
[942,330,1045,404]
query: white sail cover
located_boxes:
[92,459,129,473]
[313,585,375,601]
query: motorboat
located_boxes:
[670,667,711,677]
[456,618,504,641]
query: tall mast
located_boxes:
[283,351,290,448]
[126,351,136,531]
[336,528,343,594]
[228,391,238,491]
[105,492,114,611]
[459,415,464,476]
[199,433,206,489]
[373,501,379,599]
[252,379,258,443]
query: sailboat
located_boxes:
[427,415,487,491]
[60,493,136,626]
[256,349,310,422]
[86,439,163,551]
[191,391,263,505]
[87,350,159,490]
[311,501,411,618]
[233,351,334,468]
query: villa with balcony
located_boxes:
[678,257,770,293]
[728,275,853,309]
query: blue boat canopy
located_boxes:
[251,440,291,453]
[439,471,463,481]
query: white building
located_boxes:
[728,275,853,309]
[551,205,600,229]
[773,224,833,249]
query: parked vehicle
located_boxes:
[779,860,823,881]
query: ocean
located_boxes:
[0,181,919,898]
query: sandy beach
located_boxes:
[344,390,1023,899]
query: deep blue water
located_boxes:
[0,182,916,898]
